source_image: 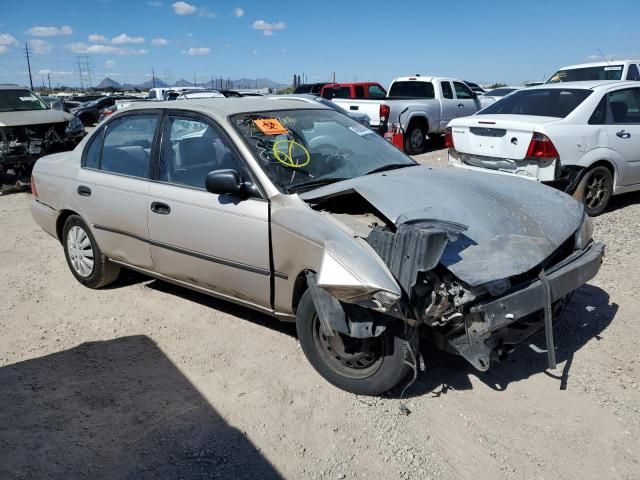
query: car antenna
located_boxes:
[597,48,610,65]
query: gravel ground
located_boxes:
[1,146,639,479]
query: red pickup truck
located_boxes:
[320,82,387,99]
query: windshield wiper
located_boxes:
[365,163,415,175]
[287,177,350,192]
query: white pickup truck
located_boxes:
[330,76,481,154]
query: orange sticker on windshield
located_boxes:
[254,118,289,135]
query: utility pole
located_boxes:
[152,67,156,88]
[193,73,196,87]
[24,42,34,91]
[332,71,336,83]
[47,73,51,92]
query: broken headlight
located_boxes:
[574,214,594,250]
[65,116,84,135]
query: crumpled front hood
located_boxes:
[0,109,73,127]
[301,165,584,286]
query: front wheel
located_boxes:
[573,166,613,216]
[62,215,120,288]
[296,291,413,395]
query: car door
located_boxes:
[606,86,640,185]
[453,81,479,119]
[76,111,160,270]
[147,111,271,308]
[439,80,458,128]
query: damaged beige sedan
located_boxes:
[31,99,604,395]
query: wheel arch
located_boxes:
[291,269,313,314]
[55,209,80,243]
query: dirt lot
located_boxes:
[1,147,639,480]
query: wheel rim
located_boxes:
[409,128,424,150]
[67,225,94,278]
[311,314,384,379]
[585,172,610,210]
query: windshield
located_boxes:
[231,109,416,193]
[0,89,50,112]
[477,88,592,118]
[547,65,624,83]
[484,88,517,97]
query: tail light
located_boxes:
[30,175,38,197]
[526,132,559,159]
[444,127,455,149]
[379,104,390,124]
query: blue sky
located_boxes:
[0,0,639,88]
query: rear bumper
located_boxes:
[449,241,604,370]
[30,200,59,239]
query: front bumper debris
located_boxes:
[448,241,604,371]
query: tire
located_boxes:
[404,122,427,155]
[572,165,613,216]
[296,290,413,395]
[62,215,120,288]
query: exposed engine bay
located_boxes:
[305,189,604,372]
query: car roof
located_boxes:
[557,59,640,69]
[124,98,328,120]
[527,80,639,90]
[0,84,30,90]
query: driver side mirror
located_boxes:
[205,169,252,197]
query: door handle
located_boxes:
[350,106,359,111]
[616,130,631,139]
[150,202,171,215]
[458,103,464,108]
[77,185,91,196]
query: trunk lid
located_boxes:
[450,114,560,160]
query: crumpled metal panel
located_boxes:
[301,166,584,286]
[367,220,467,294]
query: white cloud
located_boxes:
[151,38,170,46]
[148,0,162,5]
[198,7,216,18]
[233,7,244,17]
[105,59,116,68]
[186,32,194,37]
[88,33,107,43]
[186,47,210,55]
[30,39,52,54]
[111,33,145,45]
[0,45,9,54]
[25,25,73,36]
[37,69,73,76]
[172,1,197,15]
[252,20,286,36]
[0,33,17,46]
[67,42,148,55]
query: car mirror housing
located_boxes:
[205,169,249,197]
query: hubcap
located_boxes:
[67,226,94,277]
[312,315,384,379]
[585,173,609,210]
[410,128,424,149]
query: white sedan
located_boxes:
[447,80,640,215]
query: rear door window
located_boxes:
[367,85,387,98]
[354,86,365,98]
[441,81,454,99]
[98,114,159,178]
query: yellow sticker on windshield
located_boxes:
[254,118,289,135]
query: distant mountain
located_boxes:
[94,76,286,91]
[173,79,193,87]
[96,77,122,89]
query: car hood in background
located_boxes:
[300,166,584,286]
[0,109,74,127]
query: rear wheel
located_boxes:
[62,215,120,288]
[296,290,413,395]
[404,123,427,155]
[573,166,613,216]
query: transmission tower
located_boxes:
[76,56,94,91]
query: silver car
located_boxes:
[31,99,604,395]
